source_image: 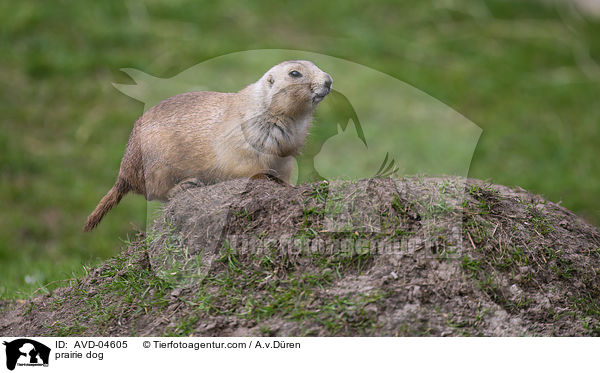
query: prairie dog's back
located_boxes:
[137,91,233,130]
[134,91,236,197]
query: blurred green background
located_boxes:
[1,0,599,298]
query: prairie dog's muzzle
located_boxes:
[312,73,333,103]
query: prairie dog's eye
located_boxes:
[289,70,302,78]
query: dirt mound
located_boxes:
[1,177,600,336]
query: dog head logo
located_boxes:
[3,339,50,370]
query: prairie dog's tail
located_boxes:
[83,179,130,232]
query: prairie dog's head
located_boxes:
[261,60,333,117]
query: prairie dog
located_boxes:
[84,60,333,232]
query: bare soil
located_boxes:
[1,177,599,336]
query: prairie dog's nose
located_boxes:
[324,74,333,89]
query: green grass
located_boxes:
[223,239,374,327]
[162,238,382,336]
[2,0,600,298]
[44,235,177,336]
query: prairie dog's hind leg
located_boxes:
[166,178,206,199]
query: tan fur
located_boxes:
[84,60,332,232]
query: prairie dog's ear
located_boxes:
[267,74,274,86]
